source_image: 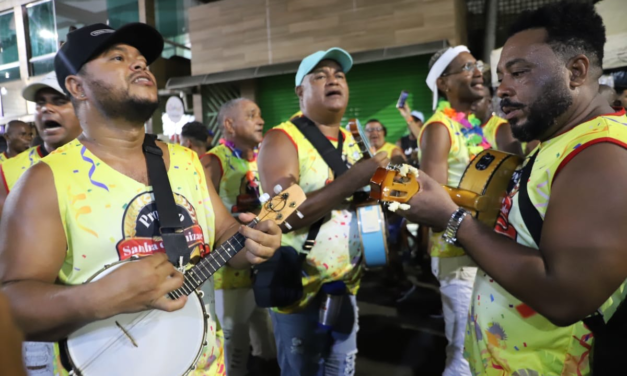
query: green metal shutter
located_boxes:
[257,54,433,144]
[201,83,241,143]
[257,74,301,131]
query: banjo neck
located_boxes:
[168,218,259,299]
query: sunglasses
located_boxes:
[365,127,384,133]
[441,61,484,77]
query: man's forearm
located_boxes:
[456,216,575,323]
[2,280,111,341]
[407,120,421,140]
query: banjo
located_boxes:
[63,184,306,376]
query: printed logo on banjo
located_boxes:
[116,192,209,260]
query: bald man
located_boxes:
[202,98,278,376]
[0,121,33,164]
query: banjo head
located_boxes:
[65,261,208,376]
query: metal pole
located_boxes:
[483,0,498,64]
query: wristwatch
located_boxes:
[442,208,469,245]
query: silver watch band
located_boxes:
[442,208,469,245]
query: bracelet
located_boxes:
[442,208,469,246]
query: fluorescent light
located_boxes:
[0,87,6,95]
[39,29,56,40]
[4,72,8,79]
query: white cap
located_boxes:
[22,72,65,102]
[426,46,470,110]
[410,110,424,123]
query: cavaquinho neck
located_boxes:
[168,218,259,298]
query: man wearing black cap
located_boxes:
[0,23,281,376]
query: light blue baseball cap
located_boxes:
[410,110,425,123]
[295,47,353,86]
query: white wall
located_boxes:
[597,0,627,70]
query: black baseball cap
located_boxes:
[54,23,164,94]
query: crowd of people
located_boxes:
[0,2,626,376]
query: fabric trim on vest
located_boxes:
[554,137,627,183]
[266,128,299,152]
[205,152,224,181]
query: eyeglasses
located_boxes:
[365,127,383,133]
[441,61,484,77]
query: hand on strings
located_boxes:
[238,212,282,265]
[96,253,187,318]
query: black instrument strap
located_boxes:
[518,149,543,247]
[291,115,347,176]
[142,134,190,266]
[583,302,627,374]
[291,115,347,251]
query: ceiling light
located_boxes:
[39,29,56,40]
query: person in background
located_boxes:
[202,98,279,376]
[364,118,418,303]
[30,127,44,148]
[471,86,523,156]
[0,71,82,219]
[365,119,406,164]
[258,47,388,376]
[180,121,211,155]
[616,87,627,108]
[0,121,33,163]
[396,106,423,168]
[421,45,484,376]
[599,84,618,106]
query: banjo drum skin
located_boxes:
[64,259,209,376]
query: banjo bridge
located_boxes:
[115,321,138,348]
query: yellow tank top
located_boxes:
[0,145,47,191]
[268,113,364,313]
[43,140,225,376]
[0,151,8,164]
[375,142,401,158]
[206,143,259,290]
[481,114,508,150]
[420,111,470,258]
[465,109,627,376]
